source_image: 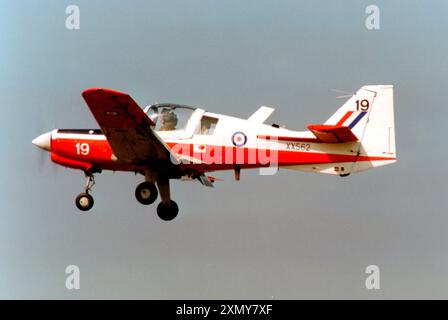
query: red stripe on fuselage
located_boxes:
[50,134,396,173]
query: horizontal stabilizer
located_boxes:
[307,124,359,143]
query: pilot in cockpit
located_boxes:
[159,108,178,131]
[201,118,212,134]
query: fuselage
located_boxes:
[36,108,393,177]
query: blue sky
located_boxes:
[1,0,448,298]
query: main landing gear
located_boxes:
[75,174,95,211]
[135,181,158,205]
[74,172,179,221]
[135,177,179,221]
[156,200,179,221]
[154,178,178,221]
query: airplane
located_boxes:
[32,85,396,221]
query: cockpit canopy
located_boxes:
[146,104,196,132]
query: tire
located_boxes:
[75,193,94,211]
[156,200,179,221]
[135,182,158,205]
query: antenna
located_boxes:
[331,88,354,99]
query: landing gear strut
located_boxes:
[75,174,95,211]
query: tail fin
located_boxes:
[327,85,396,171]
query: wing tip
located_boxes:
[82,88,128,98]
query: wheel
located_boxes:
[75,192,94,211]
[157,200,179,221]
[135,182,158,205]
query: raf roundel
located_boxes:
[232,131,247,147]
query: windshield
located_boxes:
[148,104,196,132]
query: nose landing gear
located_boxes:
[75,174,95,212]
[75,192,94,211]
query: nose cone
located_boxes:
[32,131,51,151]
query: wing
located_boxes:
[307,124,359,143]
[82,88,175,164]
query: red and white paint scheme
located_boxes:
[32,85,396,220]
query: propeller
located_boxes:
[37,148,47,171]
[32,115,58,174]
[32,135,57,174]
